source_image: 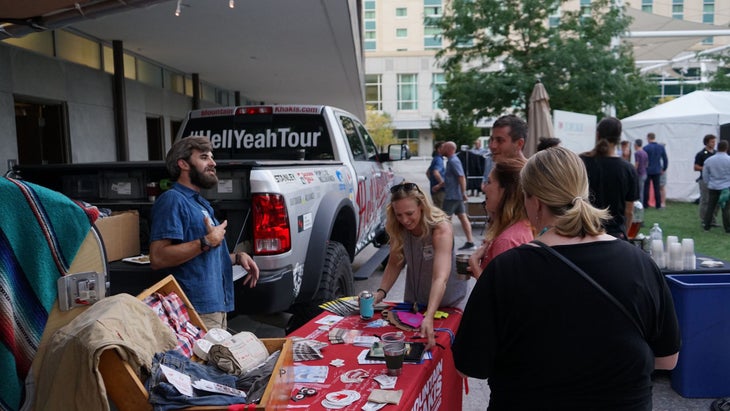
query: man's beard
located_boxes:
[189,163,218,189]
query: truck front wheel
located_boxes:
[287,241,354,332]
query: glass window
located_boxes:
[396,28,408,38]
[432,73,446,109]
[2,31,54,56]
[642,0,653,12]
[164,70,186,94]
[340,116,366,160]
[366,74,383,111]
[365,10,375,19]
[137,58,163,88]
[56,30,101,70]
[355,122,379,160]
[396,7,407,17]
[424,6,442,17]
[102,46,136,79]
[397,74,418,111]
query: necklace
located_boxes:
[538,226,552,237]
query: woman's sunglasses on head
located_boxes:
[390,182,421,194]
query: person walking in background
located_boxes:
[643,132,668,210]
[695,134,718,227]
[481,114,527,195]
[426,141,446,209]
[620,140,632,162]
[452,146,680,411]
[467,157,533,279]
[702,140,730,233]
[470,138,488,156]
[374,181,467,350]
[150,136,259,330]
[441,141,476,250]
[580,117,639,240]
[634,139,648,205]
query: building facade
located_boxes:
[364,0,730,156]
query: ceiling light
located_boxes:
[229,0,235,8]
[175,0,181,16]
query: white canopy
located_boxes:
[621,91,730,202]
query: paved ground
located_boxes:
[230,157,719,411]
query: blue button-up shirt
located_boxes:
[703,151,730,190]
[150,183,233,314]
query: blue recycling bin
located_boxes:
[666,274,730,398]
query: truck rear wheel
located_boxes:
[287,241,354,332]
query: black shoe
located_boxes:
[711,397,730,411]
[458,242,475,251]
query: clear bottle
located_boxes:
[649,223,665,268]
[628,200,643,239]
[649,223,663,243]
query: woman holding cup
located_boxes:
[467,157,534,279]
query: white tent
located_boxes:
[621,91,730,202]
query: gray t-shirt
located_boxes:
[403,231,467,310]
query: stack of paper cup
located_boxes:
[651,239,666,269]
[682,238,696,270]
[668,242,683,270]
[666,235,679,252]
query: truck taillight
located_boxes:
[252,193,291,254]
[235,107,273,115]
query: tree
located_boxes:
[430,112,481,149]
[433,0,655,121]
[365,107,397,152]
[705,53,730,91]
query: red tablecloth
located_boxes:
[286,308,463,411]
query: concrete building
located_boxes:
[363,0,730,157]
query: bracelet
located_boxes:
[376,288,388,299]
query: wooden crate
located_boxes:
[98,275,293,410]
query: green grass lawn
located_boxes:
[640,201,729,262]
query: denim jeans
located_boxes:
[146,349,244,411]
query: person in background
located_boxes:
[580,117,638,240]
[634,139,648,205]
[374,182,467,350]
[536,136,561,151]
[467,157,533,279]
[695,134,717,227]
[702,140,730,233]
[453,146,680,411]
[620,140,632,162]
[150,136,260,330]
[643,132,668,210]
[471,138,488,156]
[481,115,528,195]
[441,141,476,250]
[426,141,446,209]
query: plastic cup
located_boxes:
[666,235,679,251]
[651,239,665,269]
[669,242,683,270]
[383,342,406,376]
[381,331,406,344]
[456,253,470,280]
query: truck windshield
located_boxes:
[181,114,334,160]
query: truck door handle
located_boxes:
[374,172,381,178]
[358,176,367,181]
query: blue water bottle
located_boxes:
[359,290,374,320]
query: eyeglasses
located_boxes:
[390,182,421,194]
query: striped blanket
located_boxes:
[0,177,92,411]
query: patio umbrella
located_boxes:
[526,81,556,157]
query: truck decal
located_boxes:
[297,213,313,232]
[274,173,297,183]
[190,129,321,150]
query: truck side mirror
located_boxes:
[383,144,411,162]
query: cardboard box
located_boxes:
[95,210,140,262]
[98,275,294,411]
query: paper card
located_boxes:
[315,314,344,326]
[160,364,193,397]
[294,365,329,383]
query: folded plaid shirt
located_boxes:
[144,291,204,357]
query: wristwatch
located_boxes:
[199,236,212,252]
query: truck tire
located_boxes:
[287,241,354,332]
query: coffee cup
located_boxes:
[456,253,470,279]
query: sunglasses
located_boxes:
[390,182,421,194]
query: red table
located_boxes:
[286,307,463,411]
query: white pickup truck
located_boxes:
[14,104,406,327]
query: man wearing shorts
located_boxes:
[441,141,476,250]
